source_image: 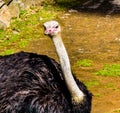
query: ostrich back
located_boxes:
[0,52,92,113]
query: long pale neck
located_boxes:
[52,34,84,103]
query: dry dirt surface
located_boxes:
[26,11,120,113]
[60,12,120,113]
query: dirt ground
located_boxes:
[25,11,120,113]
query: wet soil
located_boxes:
[25,11,120,113]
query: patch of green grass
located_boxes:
[18,39,28,48]
[95,93,102,97]
[19,10,28,18]
[0,4,61,55]
[1,49,15,56]
[95,64,120,76]
[75,59,93,67]
[113,108,120,112]
[105,83,115,89]
[85,80,99,88]
[0,33,20,46]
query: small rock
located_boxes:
[0,5,11,28]
[8,0,20,18]
[64,13,71,16]
[0,0,5,7]
[68,9,78,13]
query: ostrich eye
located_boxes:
[55,26,58,28]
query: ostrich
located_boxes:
[0,20,92,113]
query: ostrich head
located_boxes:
[43,20,61,37]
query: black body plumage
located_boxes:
[0,51,92,113]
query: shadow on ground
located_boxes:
[55,0,120,15]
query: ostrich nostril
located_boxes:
[49,30,52,32]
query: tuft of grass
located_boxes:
[95,64,120,76]
[75,59,93,67]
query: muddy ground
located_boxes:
[24,11,120,113]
